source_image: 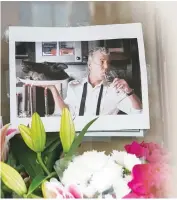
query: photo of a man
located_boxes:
[12,24,150,132]
[47,47,142,116]
[15,38,143,118]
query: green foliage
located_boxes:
[54,118,98,178]
[3,110,98,199]
[10,135,44,179]
[66,118,98,157]
[27,174,46,197]
[42,132,63,172]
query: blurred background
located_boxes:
[1,2,177,194]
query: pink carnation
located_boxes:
[124,141,168,163]
[123,191,154,198]
[125,163,170,198]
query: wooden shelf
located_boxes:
[110,52,130,61]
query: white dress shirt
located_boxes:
[61,77,142,116]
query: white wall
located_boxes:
[155,2,177,196]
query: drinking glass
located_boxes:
[104,70,118,86]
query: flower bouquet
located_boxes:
[0,109,170,198]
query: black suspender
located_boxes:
[96,84,103,115]
[79,82,87,116]
[79,82,104,116]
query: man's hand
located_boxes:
[35,85,56,91]
[45,85,56,92]
[112,78,132,94]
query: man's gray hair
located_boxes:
[88,47,110,65]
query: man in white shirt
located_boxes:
[48,47,142,116]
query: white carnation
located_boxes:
[124,153,141,171]
[113,178,131,198]
[111,150,141,171]
[111,151,127,166]
[80,185,97,198]
[124,175,133,183]
[104,194,115,198]
[61,150,124,198]
[90,159,123,194]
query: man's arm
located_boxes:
[47,83,77,116]
[126,92,142,110]
[112,78,142,113]
[49,86,69,110]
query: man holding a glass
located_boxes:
[48,47,142,116]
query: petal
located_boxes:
[125,141,148,158]
[42,181,63,198]
[6,129,19,141]
[123,192,141,198]
[6,128,18,136]
[0,124,10,161]
[67,184,83,198]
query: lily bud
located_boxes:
[18,112,46,153]
[0,162,27,196]
[18,125,34,151]
[60,108,75,153]
[31,112,46,152]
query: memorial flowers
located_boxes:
[0,108,170,198]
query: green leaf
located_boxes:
[27,172,57,198]
[27,174,46,196]
[31,112,46,152]
[42,138,63,173]
[10,135,44,179]
[0,187,5,198]
[45,132,59,149]
[6,151,25,173]
[54,156,74,179]
[6,151,17,169]
[1,182,12,193]
[27,193,43,198]
[12,192,21,198]
[66,118,98,157]
[43,139,61,155]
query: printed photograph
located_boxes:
[15,39,143,118]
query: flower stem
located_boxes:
[45,171,57,180]
[29,194,42,198]
[24,193,42,198]
[37,152,50,175]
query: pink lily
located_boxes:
[0,124,19,161]
[42,178,83,199]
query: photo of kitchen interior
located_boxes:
[15,39,142,118]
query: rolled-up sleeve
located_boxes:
[64,83,77,117]
[117,95,142,114]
